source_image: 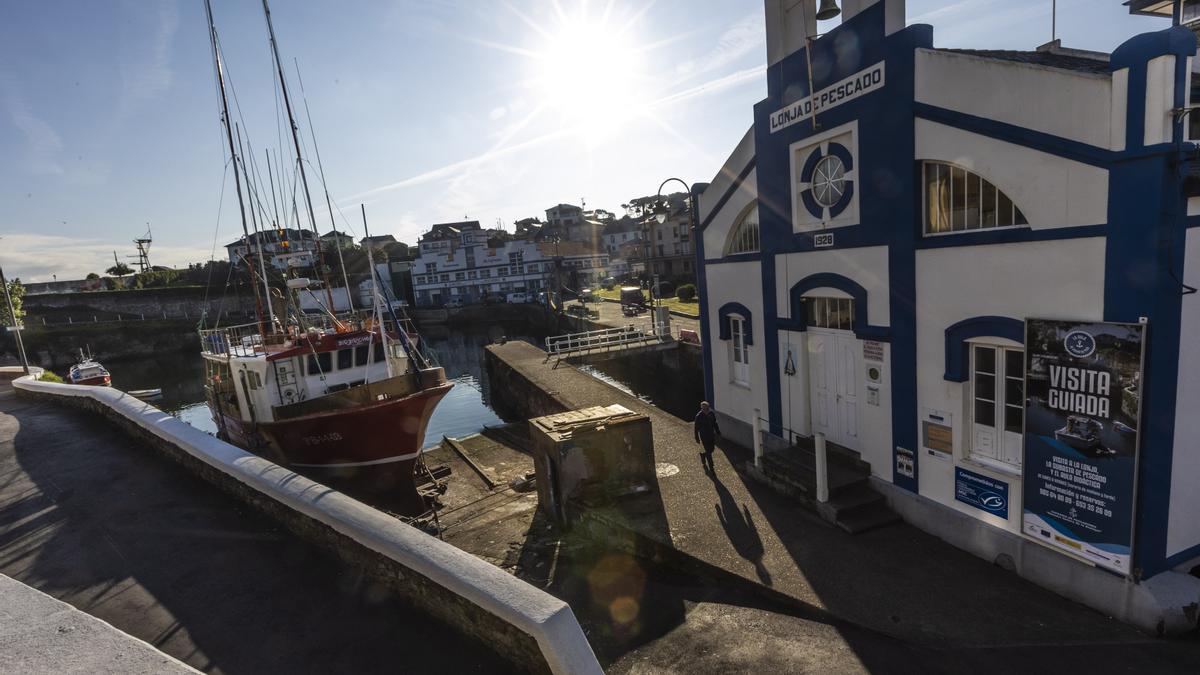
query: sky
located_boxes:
[0,0,1171,282]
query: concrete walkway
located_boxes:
[487,342,1200,660]
[1,573,199,674]
[0,384,507,674]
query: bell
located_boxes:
[815,0,841,21]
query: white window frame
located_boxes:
[921,161,1028,236]
[967,341,1025,474]
[729,315,750,387]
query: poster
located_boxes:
[1021,319,1145,575]
[955,467,1009,519]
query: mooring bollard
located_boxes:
[753,408,763,470]
[815,432,829,503]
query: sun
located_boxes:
[531,10,646,143]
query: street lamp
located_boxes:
[650,177,693,337]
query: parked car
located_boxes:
[507,292,529,304]
[619,286,646,308]
[444,298,463,309]
[483,294,506,305]
[579,288,596,303]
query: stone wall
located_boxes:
[25,286,255,323]
[0,320,199,369]
[12,378,600,674]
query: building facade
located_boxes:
[225,228,318,270]
[697,0,1200,631]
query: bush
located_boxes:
[676,284,696,301]
[39,370,64,383]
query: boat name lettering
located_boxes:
[1047,365,1111,418]
[337,335,373,348]
[303,432,344,446]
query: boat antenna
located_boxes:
[203,0,266,338]
[260,0,336,313]
[295,58,354,312]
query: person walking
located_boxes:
[694,401,720,472]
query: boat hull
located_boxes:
[70,374,111,386]
[208,382,452,514]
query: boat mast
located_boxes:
[203,0,266,338]
[260,0,337,313]
[237,124,277,330]
[360,204,391,377]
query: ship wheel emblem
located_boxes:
[800,142,855,221]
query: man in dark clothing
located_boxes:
[694,401,720,472]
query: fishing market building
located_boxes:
[696,0,1200,632]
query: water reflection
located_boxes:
[108,324,545,448]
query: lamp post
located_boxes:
[0,261,30,375]
[653,177,692,337]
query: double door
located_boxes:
[808,328,859,450]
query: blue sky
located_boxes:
[0,0,1169,281]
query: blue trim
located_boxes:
[706,252,761,265]
[914,103,1112,167]
[717,302,754,345]
[916,224,1107,249]
[943,316,1025,382]
[695,182,715,410]
[698,159,756,232]
[778,272,891,341]
[1163,541,1200,569]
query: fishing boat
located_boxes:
[199,0,451,514]
[68,349,111,386]
[1054,415,1103,453]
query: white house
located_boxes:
[225,228,318,271]
[697,0,1200,633]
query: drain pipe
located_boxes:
[815,432,830,503]
[753,408,764,469]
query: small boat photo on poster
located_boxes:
[1021,318,1145,576]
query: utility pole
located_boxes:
[0,262,30,375]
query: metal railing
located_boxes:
[545,323,671,358]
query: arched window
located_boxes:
[725,204,759,254]
[922,162,1027,234]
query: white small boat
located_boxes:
[68,349,111,386]
[127,388,162,400]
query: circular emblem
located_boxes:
[1064,330,1096,358]
[811,155,846,208]
[800,142,855,220]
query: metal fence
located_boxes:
[545,323,671,358]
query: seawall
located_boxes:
[0,319,199,370]
[11,375,600,675]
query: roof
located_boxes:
[420,220,481,241]
[937,47,1110,75]
[546,203,581,212]
[320,230,353,239]
[360,234,398,244]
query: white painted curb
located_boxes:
[12,374,601,675]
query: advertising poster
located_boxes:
[955,467,1009,518]
[1022,319,1145,575]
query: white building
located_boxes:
[225,228,318,271]
[413,221,553,306]
[697,0,1200,633]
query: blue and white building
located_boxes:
[697,0,1200,631]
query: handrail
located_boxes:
[545,323,671,356]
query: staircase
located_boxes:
[749,437,899,534]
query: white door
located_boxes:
[970,345,1023,468]
[808,329,859,450]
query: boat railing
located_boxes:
[199,322,268,357]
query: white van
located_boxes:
[506,292,529,304]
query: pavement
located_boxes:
[588,299,700,338]
[488,341,1200,672]
[0,383,509,674]
[0,573,199,674]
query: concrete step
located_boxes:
[760,449,868,495]
[833,501,902,535]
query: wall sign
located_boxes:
[769,61,886,134]
[814,232,835,248]
[862,340,884,362]
[955,467,1009,518]
[1021,319,1146,576]
[895,446,915,478]
[921,408,952,462]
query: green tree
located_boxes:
[675,283,696,302]
[107,262,133,276]
[1,278,24,327]
[85,272,100,280]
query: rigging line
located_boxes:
[202,157,233,313]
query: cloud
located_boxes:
[118,0,179,115]
[674,12,764,84]
[0,233,213,283]
[0,74,64,175]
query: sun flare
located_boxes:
[532,10,646,142]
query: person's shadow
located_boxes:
[710,471,772,585]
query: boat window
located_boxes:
[355,345,369,366]
[307,351,331,375]
[337,348,353,370]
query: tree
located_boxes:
[106,262,132,276]
[85,272,100,280]
[1,278,24,327]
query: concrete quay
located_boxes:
[485,340,1200,669]
[0,381,546,674]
